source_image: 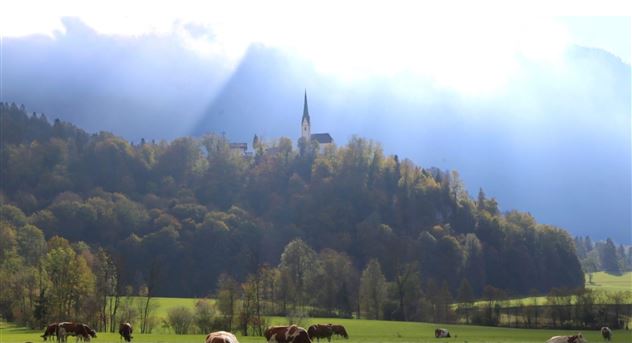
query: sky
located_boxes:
[1,2,630,92]
[1,1,631,243]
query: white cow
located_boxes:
[205,331,239,343]
[546,333,587,343]
[600,327,612,341]
[434,328,450,338]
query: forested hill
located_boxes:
[0,102,584,300]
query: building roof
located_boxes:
[302,90,310,125]
[229,143,248,150]
[311,133,333,144]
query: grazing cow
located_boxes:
[435,328,450,338]
[330,325,348,339]
[57,323,97,342]
[265,325,312,343]
[205,331,239,343]
[57,327,67,343]
[601,327,612,341]
[119,323,133,342]
[545,333,587,343]
[42,323,59,341]
[307,324,333,342]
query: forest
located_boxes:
[0,102,604,329]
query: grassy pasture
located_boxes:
[145,297,206,319]
[586,272,632,292]
[2,319,631,343]
[465,272,632,307]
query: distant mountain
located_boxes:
[2,19,630,243]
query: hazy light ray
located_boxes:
[1,1,625,96]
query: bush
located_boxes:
[167,306,194,334]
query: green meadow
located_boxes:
[2,319,630,343]
[3,273,629,343]
[144,297,206,320]
[586,272,632,292]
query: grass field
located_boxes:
[586,272,632,292]
[145,297,206,319]
[2,319,631,343]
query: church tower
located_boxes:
[301,90,311,141]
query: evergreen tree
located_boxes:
[600,238,621,275]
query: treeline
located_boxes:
[457,287,631,330]
[1,102,584,325]
[574,236,632,275]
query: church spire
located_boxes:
[302,89,310,125]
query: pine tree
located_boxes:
[600,238,621,275]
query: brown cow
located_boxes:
[307,325,333,342]
[265,325,311,343]
[119,323,133,342]
[205,331,239,343]
[330,325,348,339]
[57,323,97,342]
[42,323,59,341]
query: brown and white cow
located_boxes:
[434,328,450,338]
[330,325,348,339]
[42,323,59,341]
[264,325,312,343]
[205,331,239,343]
[57,322,97,342]
[307,324,333,342]
[546,333,587,343]
[119,323,133,342]
[600,327,612,341]
[57,327,67,343]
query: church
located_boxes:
[301,91,333,147]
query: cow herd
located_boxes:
[40,322,618,343]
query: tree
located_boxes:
[216,274,239,331]
[391,261,419,321]
[239,273,267,336]
[0,222,17,258]
[194,299,216,334]
[139,260,162,334]
[44,246,95,319]
[167,306,193,334]
[94,249,119,332]
[279,239,320,310]
[457,279,474,324]
[316,249,359,317]
[600,238,621,275]
[359,259,387,319]
[16,224,46,267]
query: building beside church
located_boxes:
[301,91,333,148]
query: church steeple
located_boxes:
[302,90,310,125]
[301,90,311,141]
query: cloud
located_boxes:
[3,2,628,94]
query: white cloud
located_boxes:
[1,1,628,95]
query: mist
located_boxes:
[1,18,630,243]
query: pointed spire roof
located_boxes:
[302,89,310,124]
